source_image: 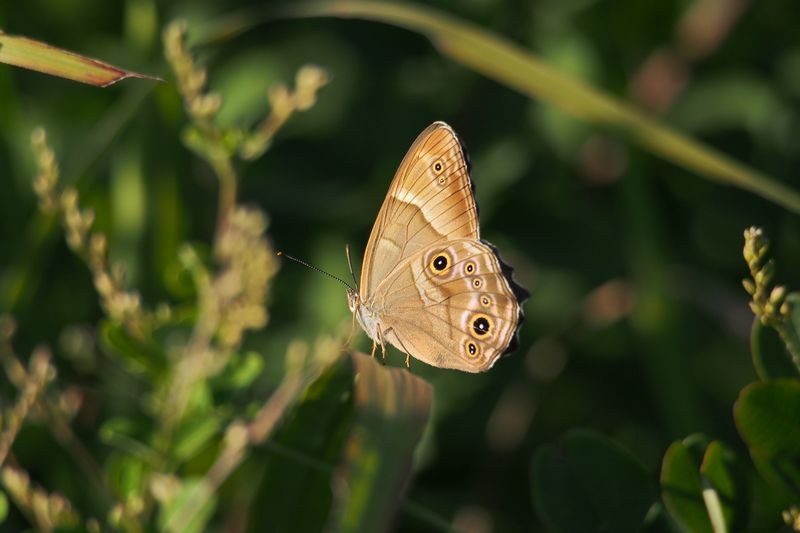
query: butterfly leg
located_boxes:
[405,353,410,368]
[370,339,377,359]
[377,328,387,362]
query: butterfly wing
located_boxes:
[360,122,478,299]
[374,239,528,372]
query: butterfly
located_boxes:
[347,121,528,372]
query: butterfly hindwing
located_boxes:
[374,239,525,372]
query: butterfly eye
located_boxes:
[469,313,493,338]
[430,252,452,275]
[465,262,476,274]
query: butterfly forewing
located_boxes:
[360,122,478,299]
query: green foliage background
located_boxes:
[1,0,800,531]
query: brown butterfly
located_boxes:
[347,121,528,372]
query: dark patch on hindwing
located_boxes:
[482,240,529,356]
[450,124,527,357]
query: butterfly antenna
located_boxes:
[345,244,359,292]
[277,251,354,290]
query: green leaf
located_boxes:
[750,318,799,381]
[159,477,217,533]
[205,0,800,215]
[326,354,433,533]
[735,380,800,457]
[735,380,800,495]
[172,412,222,462]
[532,444,599,533]
[105,451,147,499]
[786,293,800,369]
[0,30,159,86]
[0,490,7,523]
[532,429,656,533]
[660,436,713,533]
[98,319,168,377]
[212,351,265,390]
[247,354,356,533]
[99,416,158,462]
[699,441,750,532]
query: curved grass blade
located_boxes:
[0,30,160,87]
[327,353,433,533]
[205,1,800,214]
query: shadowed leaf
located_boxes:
[699,441,750,532]
[735,380,800,457]
[660,436,714,533]
[532,429,656,533]
[0,30,159,87]
[248,355,355,533]
[327,353,433,533]
[750,318,799,381]
[734,380,800,497]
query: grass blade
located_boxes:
[0,30,160,87]
[206,1,800,214]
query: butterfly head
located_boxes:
[346,287,360,313]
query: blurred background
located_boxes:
[1,0,800,531]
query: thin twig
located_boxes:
[0,348,52,467]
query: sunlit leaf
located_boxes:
[326,353,433,533]
[0,30,159,87]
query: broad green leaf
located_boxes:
[532,444,600,533]
[206,1,800,215]
[734,380,800,457]
[532,429,656,533]
[750,318,799,381]
[660,436,713,533]
[99,319,168,377]
[326,354,433,533]
[0,30,159,87]
[248,354,355,533]
[699,441,750,532]
[735,380,800,496]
